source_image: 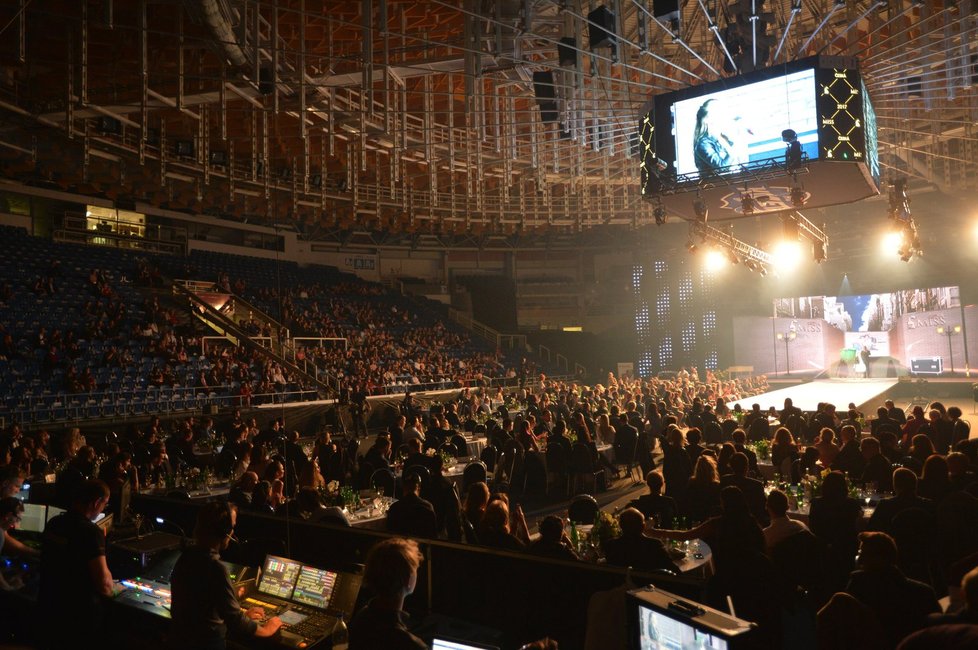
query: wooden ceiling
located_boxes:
[0,0,974,244]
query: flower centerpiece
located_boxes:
[318,479,340,506]
[439,449,456,470]
[591,510,621,548]
[753,439,770,462]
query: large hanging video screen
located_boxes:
[669,68,819,178]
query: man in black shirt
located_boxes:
[350,538,427,650]
[602,508,678,574]
[386,473,437,539]
[169,502,281,649]
[38,479,116,648]
[527,515,579,561]
[720,453,769,526]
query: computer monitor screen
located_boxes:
[637,603,730,650]
[257,556,302,599]
[19,503,46,533]
[432,639,498,650]
[45,506,66,523]
[291,566,338,610]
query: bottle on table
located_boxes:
[332,613,348,650]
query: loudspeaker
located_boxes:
[532,71,556,101]
[587,5,617,49]
[905,75,922,97]
[538,101,558,124]
[259,65,275,95]
[653,0,680,17]
[175,140,194,157]
[96,116,121,135]
[558,37,578,67]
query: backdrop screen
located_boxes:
[670,68,818,177]
[774,286,960,332]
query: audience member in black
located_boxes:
[871,405,900,439]
[780,397,802,424]
[886,400,907,425]
[0,496,38,565]
[402,438,430,474]
[716,443,735,477]
[838,531,940,649]
[38,479,116,648]
[477,500,526,550]
[651,486,765,579]
[860,437,894,492]
[169,502,281,650]
[603,508,679,574]
[350,537,427,650]
[948,407,971,450]
[814,403,840,434]
[249,480,276,515]
[921,409,952,455]
[613,414,645,474]
[684,427,706,466]
[880,430,904,465]
[834,425,865,477]
[387,415,406,453]
[867,468,933,534]
[683,455,723,524]
[720,452,769,526]
[461,481,489,543]
[426,454,463,541]
[662,426,692,502]
[365,436,393,472]
[902,434,932,475]
[527,515,579,561]
[731,429,760,477]
[917,455,952,501]
[809,471,864,590]
[628,470,677,527]
[229,471,258,509]
[386,473,437,539]
[770,427,799,472]
[946,452,976,492]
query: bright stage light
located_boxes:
[772,241,802,271]
[704,249,728,272]
[881,230,904,254]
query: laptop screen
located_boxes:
[432,639,498,650]
[19,503,46,533]
[257,555,302,599]
[291,565,338,610]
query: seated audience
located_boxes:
[628,470,677,527]
[762,489,809,553]
[386,473,437,539]
[349,538,427,650]
[602,508,678,574]
[527,515,579,561]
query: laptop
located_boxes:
[432,639,500,650]
[242,555,362,648]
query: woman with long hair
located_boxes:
[682,455,723,523]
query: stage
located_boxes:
[729,378,899,413]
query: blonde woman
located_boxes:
[596,413,616,446]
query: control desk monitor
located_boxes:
[257,555,302,600]
[627,587,754,650]
[292,565,337,610]
[19,503,47,533]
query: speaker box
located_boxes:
[905,75,922,97]
[653,0,680,18]
[259,65,275,95]
[538,101,558,124]
[532,71,555,102]
[587,5,617,49]
[558,37,578,67]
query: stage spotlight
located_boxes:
[772,240,802,272]
[741,193,755,215]
[654,203,667,225]
[790,184,806,207]
[743,259,759,273]
[881,230,904,254]
[782,217,800,241]
[704,249,727,272]
[726,248,740,265]
[693,196,709,223]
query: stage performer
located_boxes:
[860,345,871,378]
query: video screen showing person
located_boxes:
[671,68,818,177]
[638,605,729,650]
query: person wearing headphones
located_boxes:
[169,501,282,649]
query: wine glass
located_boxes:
[132,513,144,539]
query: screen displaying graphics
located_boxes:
[861,77,880,184]
[638,605,729,650]
[670,68,818,177]
[292,566,337,610]
[258,556,302,599]
[774,286,960,333]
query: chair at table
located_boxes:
[356,459,375,491]
[721,419,740,441]
[568,494,599,524]
[404,464,432,499]
[545,442,571,496]
[522,451,548,495]
[613,432,642,483]
[570,443,603,495]
[450,434,469,458]
[439,441,459,460]
[462,460,488,493]
[370,468,396,497]
[479,445,498,473]
[703,421,723,445]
